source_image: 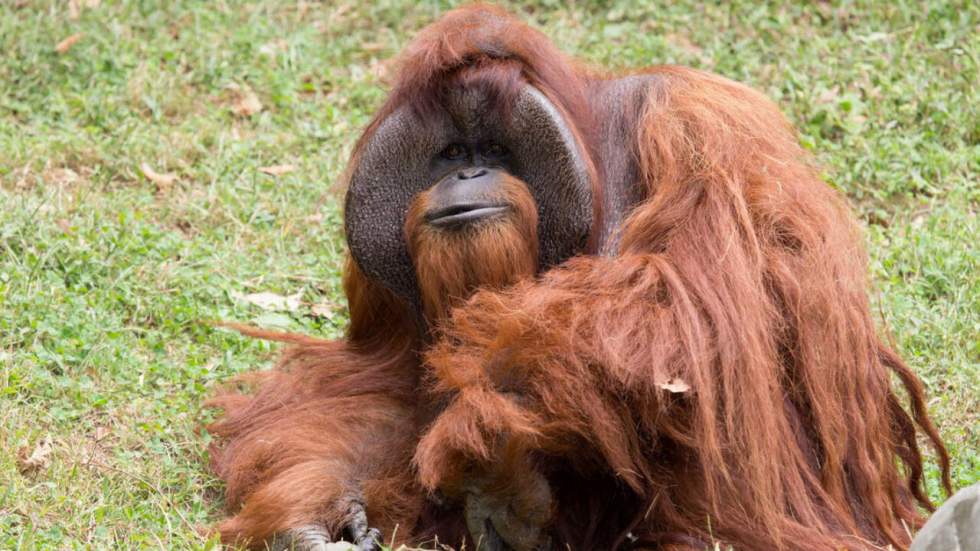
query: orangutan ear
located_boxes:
[344,85,593,310]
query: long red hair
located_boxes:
[402,6,951,550]
[208,5,950,550]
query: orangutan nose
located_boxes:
[457,167,488,180]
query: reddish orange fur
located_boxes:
[405,174,539,322]
[207,4,950,550]
[415,65,950,551]
[207,262,426,546]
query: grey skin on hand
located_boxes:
[463,470,554,551]
[910,482,980,551]
[268,501,381,551]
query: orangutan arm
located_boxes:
[208,336,423,550]
[413,253,687,550]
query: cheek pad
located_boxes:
[345,109,448,307]
[509,87,593,268]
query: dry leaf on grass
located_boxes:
[258,164,296,176]
[666,33,703,56]
[68,0,100,18]
[140,163,177,189]
[258,39,288,56]
[361,41,386,52]
[228,84,263,117]
[55,33,84,54]
[47,167,80,187]
[817,86,841,105]
[232,291,303,312]
[310,302,337,319]
[17,437,54,476]
[370,58,395,80]
[658,377,691,394]
[93,425,110,441]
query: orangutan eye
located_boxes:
[485,142,508,157]
[441,144,467,160]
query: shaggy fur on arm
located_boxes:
[207,263,426,547]
[415,67,951,551]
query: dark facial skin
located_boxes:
[425,142,515,228]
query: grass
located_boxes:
[0,0,976,549]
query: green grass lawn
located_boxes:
[0,1,976,549]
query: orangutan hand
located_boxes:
[268,501,381,551]
[462,468,554,551]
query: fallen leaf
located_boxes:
[67,0,100,19]
[17,437,54,476]
[666,33,703,56]
[232,290,303,312]
[361,41,386,52]
[257,164,295,176]
[258,39,288,56]
[252,312,296,331]
[296,0,311,19]
[55,33,84,54]
[817,86,840,105]
[140,163,177,189]
[10,165,32,190]
[93,425,110,441]
[658,378,691,394]
[310,302,336,319]
[47,167,79,187]
[327,3,353,26]
[370,58,394,80]
[230,84,263,117]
